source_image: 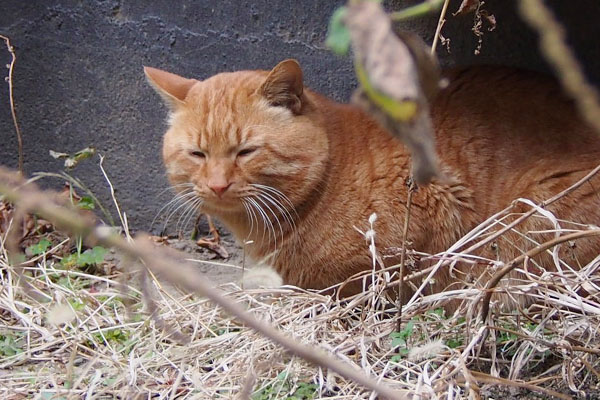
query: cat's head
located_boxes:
[145,60,329,219]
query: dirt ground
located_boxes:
[167,233,245,285]
[147,214,246,287]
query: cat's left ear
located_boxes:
[144,66,196,109]
[259,59,304,114]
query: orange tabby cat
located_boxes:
[145,60,600,305]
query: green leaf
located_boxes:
[390,0,444,22]
[27,238,52,256]
[78,196,95,210]
[427,307,446,319]
[390,348,410,362]
[276,370,289,381]
[77,246,107,266]
[391,336,406,348]
[60,253,79,269]
[49,146,96,169]
[292,382,318,399]
[355,60,418,122]
[61,246,106,269]
[446,338,463,349]
[0,334,23,357]
[325,7,350,56]
[68,298,85,311]
[390,320,415,348]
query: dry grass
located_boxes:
[1,177,599,399]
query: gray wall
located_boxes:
[1,1,599,231]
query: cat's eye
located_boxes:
[190,150,206,159]
[237,148,257,157]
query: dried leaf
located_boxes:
[345,1,441,184]
[346,2,420,111]
[49,150,69,159]
[0,201,13,235]
[482,11,497,31]
[196,238,229,259]
[453,0,480,16]
[149,235,169,244]
[50,147,96,170]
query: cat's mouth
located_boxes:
[200,194,244,213]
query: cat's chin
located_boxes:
[201,200,244,214]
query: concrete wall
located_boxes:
[1,1,599,231]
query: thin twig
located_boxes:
[98,155,129,240]
[430,0,451,54]
[519,0,600,136]
[390,0,444,23]
[0,35,24,175]
[396,178,415,332]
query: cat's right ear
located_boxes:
[143,66,196,109]
[259,59,304,114]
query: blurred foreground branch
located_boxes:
[345,1,442,184]
[0,167,409,400]
[519,0,600,136]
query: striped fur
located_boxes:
[146,61,600,307]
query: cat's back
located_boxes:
[434,66,600,155]
[431,66,600,211]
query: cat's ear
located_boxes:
[259,59,304,114]
[144,66,196,108]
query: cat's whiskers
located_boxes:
[251,184,299,255]
[255,191,299,262]
[241,199,257,239]
[157,182,195,197]
[244,197,267,244]
[161,191,202,235]
[241,184,300,261]
[252,194,283,250]
[151,187,196,231]
[251,184,299,221]
[176,196,204,236]
[254,189,297,235]
[245,196,276,252]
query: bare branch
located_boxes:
[430,0,451,54]
[519,0,600,136]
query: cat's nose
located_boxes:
[208,182,231,197]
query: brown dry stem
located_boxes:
[0,34,24,175]
[396,177,416,332]
[430,0,451,54]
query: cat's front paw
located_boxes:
[241,265,283,290]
